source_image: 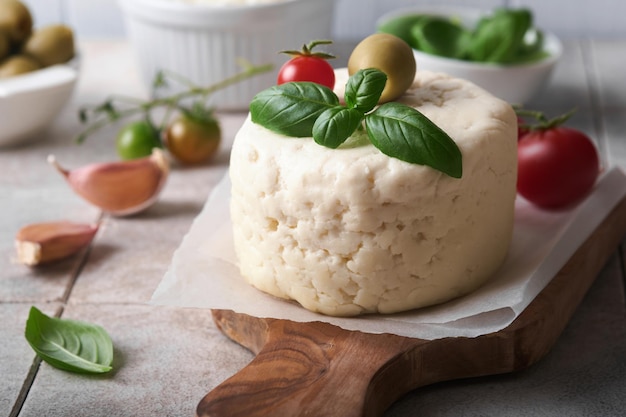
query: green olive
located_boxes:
[348,33,417,103]
[0,32,10,60]
[22,24,75,67]
[0,0,33,44]
[0,54,40,78]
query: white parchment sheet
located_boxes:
[152,167,626,340]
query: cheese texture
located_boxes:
[229,69,518,316]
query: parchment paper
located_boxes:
[152,166,626,340]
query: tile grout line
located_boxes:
[579,38,609,166]
[579,40,625,300]
[8,355,42,417]
[8,212,103,417]
[56,213,105,310]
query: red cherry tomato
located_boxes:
[277,55,335,89]
[517,126,600,209]
[276,40,336,89]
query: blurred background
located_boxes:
[17,0,626,41]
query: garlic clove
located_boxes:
[15,221,99,266]
[48,148,169,216]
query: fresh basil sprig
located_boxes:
[25,306,114,374]
[367,103,462,178]
[344,68,387,113]
[313,106,364,149]
[249,68,462,178]
[250,82,338,137]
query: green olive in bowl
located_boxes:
[0,0,33,44]
[22,24,75,67]
[0,32,10,60]
[347,33,416,103]
[0,54,40,78]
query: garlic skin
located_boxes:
[48,148,169,216]
[15,221,99,266]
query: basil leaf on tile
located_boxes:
[250,81,339,137]
[25,306,114,374]
[313,106,364,149]
[344,68,387,113]
[366,102,462,178]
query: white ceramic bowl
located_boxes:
[0,59,79,148]
[377,6,562,104]
[119,0,336,110]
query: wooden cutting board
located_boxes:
[197,196,626,417]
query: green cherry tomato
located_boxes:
[163,114,221,165]
[116,120,162,160]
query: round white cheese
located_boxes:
[229,69,518,316]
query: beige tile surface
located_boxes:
[1,303,59,416]
[18,304,252,417]
[2,39,626,417]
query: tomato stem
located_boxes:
[515,106,576,132]
[75,62,273,144]
[279,39,335,60]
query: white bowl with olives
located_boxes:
[377,5,562,104]
[0,0,78,147]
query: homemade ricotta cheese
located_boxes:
[229,69,518,316]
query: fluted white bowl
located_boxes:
[119,0,336,110]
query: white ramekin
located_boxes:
[119,0,336,110]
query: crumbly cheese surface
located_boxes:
[229,69,517,316]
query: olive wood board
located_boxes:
[196,195,626,417]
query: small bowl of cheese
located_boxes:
[377,5,562,104]
[118,0,336,110]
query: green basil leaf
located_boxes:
[513,28,548,63]
[411,16,470,59]
[344,68,387,113]
[366,102,462,178]
[377,14,424,48]
[313,106,364,149]
[25,306,114,374]
[518,27,543,55]
[467,8,532,63]
[250,82,339,137]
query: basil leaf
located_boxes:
[377,14,424,49]
[250,82,339,137]
[344,68,387,113]
[468,8,532,63]
[25,306,114,374]
[513,28,548,63]
[313,106,364,149]
[411,17,470,59]
[366,103,462,178]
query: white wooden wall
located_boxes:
[20,0,626,40]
